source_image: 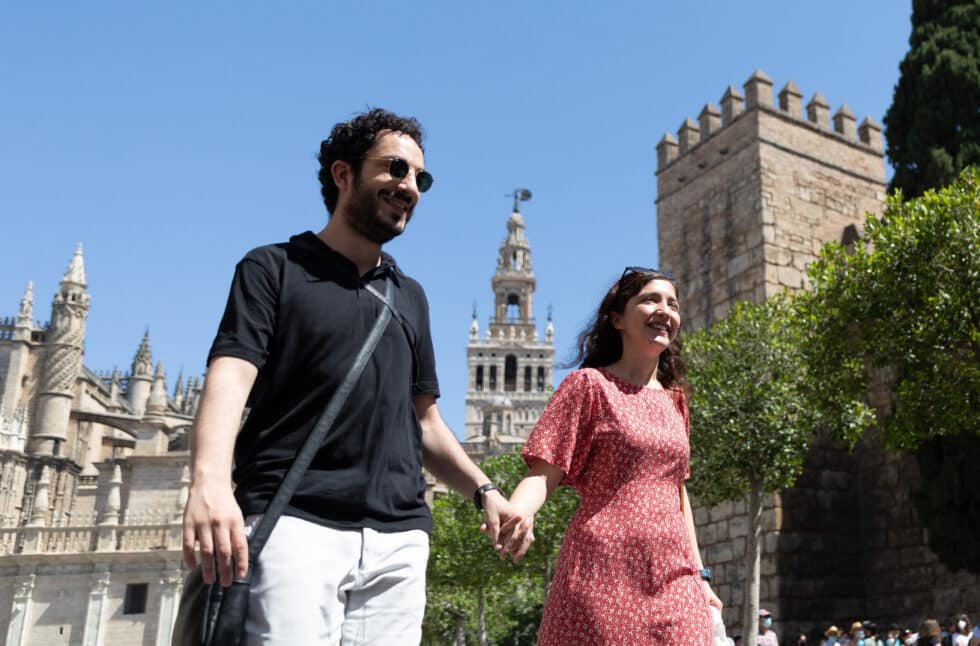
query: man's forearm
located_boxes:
[414,394,491,497]
[422,421,491,496]
[190,356,257,484]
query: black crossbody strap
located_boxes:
[364,281,404,325]
[243,278,395,571]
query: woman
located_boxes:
[498,267,722,644]
[952,614,972,646]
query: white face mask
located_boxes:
[958,620,968,631]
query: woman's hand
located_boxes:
[492,510,536,564]
[701,579,723,611]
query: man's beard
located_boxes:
[343,176,412,245]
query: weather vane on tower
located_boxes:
[508,188,532,212]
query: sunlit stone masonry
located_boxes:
[0,246,202,646]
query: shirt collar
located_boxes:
[290,231,399,284]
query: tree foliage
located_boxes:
[883,0,980,198]
[797,168,980,572]
[424,451,578,645]
[797,168,980,450]
[685,297,874,646]
[684,298,872,505]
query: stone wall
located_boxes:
[657,109,766,331]
[854,436,980,626]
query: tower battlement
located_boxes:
[655,69,886,333]
[657,69,882,171]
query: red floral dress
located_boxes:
[522,368,711,645]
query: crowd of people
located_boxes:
[733,612,980,646]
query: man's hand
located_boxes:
[477,488,508,547]
[182,356,257,587]
[481,490,535,564]
[181,482,248,587]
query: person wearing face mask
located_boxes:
[759,609,779,646]
[952,614,971,646]
[848,621,869,646]
[823,625,842,646]
[883,623,901,646]
[862,620,883,646]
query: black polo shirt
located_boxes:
[208,231,438,533]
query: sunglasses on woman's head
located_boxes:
[364,156,434,193]
[620,266,675,281]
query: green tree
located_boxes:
[684,298,873,646]
[797,168,980,571]
[883,0,980,198]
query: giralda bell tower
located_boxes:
[462,190,555,461]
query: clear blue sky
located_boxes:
[1,2,910,435]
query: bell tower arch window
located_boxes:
[504,355,517,392]
[506,293,520,321]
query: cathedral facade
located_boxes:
[0,246,201,646]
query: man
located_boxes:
[181,109,516,644]
[759,609,780,646]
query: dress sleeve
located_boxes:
[522,369,599,489]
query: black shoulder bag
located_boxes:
[172,278,396,646]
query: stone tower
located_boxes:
[462,195,555,460]
[656,69,885,331]
[30,244,90,456]
[655,71,980,636]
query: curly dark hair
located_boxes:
[569,270,688,392]
[317,108,425,214]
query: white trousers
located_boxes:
[243,515,429,645]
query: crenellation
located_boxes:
[778,80,803,118]
[832,104,857,140]
[806,92,830,129]
[677,117,700,154]
[659,75,881,178]
[720,85,744,126]
[698,103,721,141]
[656,132,679,169]
[744,69,774,110]
[858,116,882,150]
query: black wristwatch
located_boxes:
[699,567,712,582]
[473,483,499,511]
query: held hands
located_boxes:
[181,482,248,587]
[478,490,535,564]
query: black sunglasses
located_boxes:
[620,266,675,281]
[364,156,433,193]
